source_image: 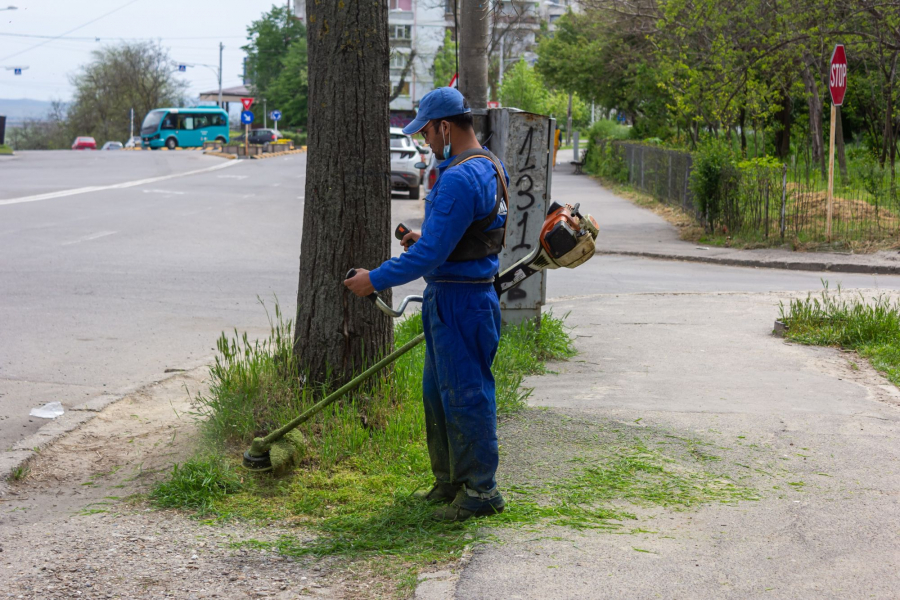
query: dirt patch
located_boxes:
[0,368,350,599]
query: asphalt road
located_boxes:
[0,151,423,450]
[3,150,900,453]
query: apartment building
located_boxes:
[294,0,578,122]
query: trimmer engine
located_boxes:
[494,201,599,295]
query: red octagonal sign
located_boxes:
[830,44,848,106]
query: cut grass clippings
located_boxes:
[153,303,758,596]
[780,283,900,388]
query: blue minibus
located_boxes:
[140,107,229,150]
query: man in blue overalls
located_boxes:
[344,87,508,522]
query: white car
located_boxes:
[124,136,142,149]
[390,127,425,199]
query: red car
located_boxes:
[72,136,97,150]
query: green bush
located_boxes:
[279,130,307,145]
[588,119,631,142]
[690,139,740,231]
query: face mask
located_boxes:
[441,123,451,160]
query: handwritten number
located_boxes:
[512,212,532,251]
[516,175,535,210]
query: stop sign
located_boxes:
[829,44,847,106]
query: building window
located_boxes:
[390,24,412,41]
[390,0,412,10]
[394,82,411,97]
[390,52,410,69]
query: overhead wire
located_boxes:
[0,0,144,62]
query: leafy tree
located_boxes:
[66,42,186,146]
[543,90,589,131]
[499,59,547,113]
[263,37,309,129]
[243,6,308,128]
[432,29,457,89]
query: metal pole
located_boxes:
[130,108,133,144]
[218,42,224,108]
[566,91,573,145]
[826,103,836,240]
[458,0,489,108]
[264,99,267,129]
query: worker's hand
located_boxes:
[401,231,421,251]
[344,268,375,297]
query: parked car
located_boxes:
[101,141,123,151]
[234,128,280,144]
[124,136,142,149]
[390,127,423,199]
[72,136,97,150]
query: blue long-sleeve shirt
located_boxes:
[369,150,509,291]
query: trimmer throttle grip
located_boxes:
[395,223,415,247]
[345,269,377,304]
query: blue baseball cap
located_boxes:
[402,87,471,135]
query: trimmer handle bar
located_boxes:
[345,269,423,319]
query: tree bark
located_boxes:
[773,94,792,159]
[739,107,747,157]
[801,59,826,177]
[835,106,848,181]
[294,0,393,383]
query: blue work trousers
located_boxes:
[422,281,502,496]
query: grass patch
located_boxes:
[153,303,757,594]
[150,457,242,515]
[780,283,900,387]
[0,144,13,155]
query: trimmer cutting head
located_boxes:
[242,450,273,471]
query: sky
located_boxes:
[0,0,289,102]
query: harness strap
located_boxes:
[444,149,509,261]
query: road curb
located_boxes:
[597,249,900,276]
[1,358,212,498]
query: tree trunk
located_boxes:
[801,60,826,177]
[739,107,747,157]
[835,106,848,181]
[773,94,792,159]
[293,0,393,383]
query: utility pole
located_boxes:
[263,98,268,129]
[129,108,133,144]
[218,43,224,108]
[566,91,573,145]
[458,0,489,109]
[498,34,505,87]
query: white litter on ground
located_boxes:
[29,401,64,419]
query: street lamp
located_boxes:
[172,58,224,108]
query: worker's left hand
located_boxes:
[344,268,375,297]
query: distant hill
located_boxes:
[0,99,63,124]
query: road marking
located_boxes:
[142,189,186,195]
[62,231,117,245]
[217,175,248,180]
[0,160,240,207]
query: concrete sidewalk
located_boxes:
[421,289,900,599]
[552,149,900,275]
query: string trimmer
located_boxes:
[242,201,600,472]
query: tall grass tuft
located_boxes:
[191,302,574,470]
[780,283,900,386]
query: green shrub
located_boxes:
[588,119,631,142]
[690,139,740,231]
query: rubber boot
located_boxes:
[413,482,458,504]
[431,487,505,522]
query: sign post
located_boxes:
[240,98,255,158]
[827,44,847,241]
